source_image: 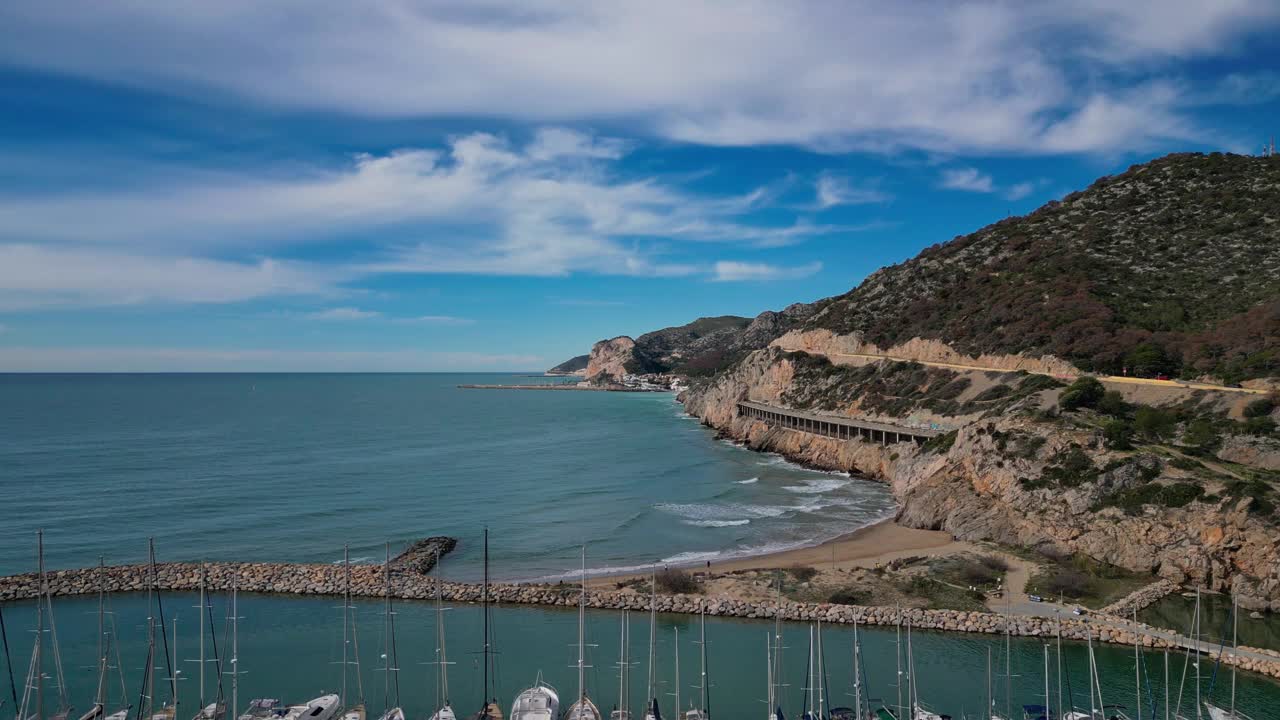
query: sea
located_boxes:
[1,373,1277,718]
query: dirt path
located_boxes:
[829,351,1267,395]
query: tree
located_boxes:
[1125,342,1179,377]
[1182,419,1220,453]
[1097,390,1129,417]
[1244,397,1276,418]
[1134,405,1177,441]
[1059,377,1106,411]
[1103,420,1134,450]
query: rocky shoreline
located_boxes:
[2,561,1278,680]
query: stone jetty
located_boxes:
[2,560,1278,681]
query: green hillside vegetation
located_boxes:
[803,153,1280,382]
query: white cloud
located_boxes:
[1,1,1270,153]
[939,168,995,193]
[0,130,857,307]
[1004,182,1036,201]
[307,307,381,320]
[0,244,338,310]
[814,174,890,209]
[396,315,474,326]
[711,260,822,282]
[0,346,541,372]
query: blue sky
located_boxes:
[1,1,1279,371]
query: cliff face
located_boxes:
[585,336,651,382]
[684,348,1280,610]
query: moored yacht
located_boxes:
[508,680,559,720]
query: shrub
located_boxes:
[655,568,700,594]
[1042,568,1095,599]
[1041,447,1100,487]
[922,430,958,454]
[1243,397,1276,418]
[1242,416,1277,436]
[1125,343,1180,378]
[1181,419,1220,453]
[787,565,819,583]
[1097,391,1130,418]
[827,587,871,605]
[1059,377,1106,411]
[1134,405,1177,440]
[1103,419,1134,450]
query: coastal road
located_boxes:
[828,352,1269,395]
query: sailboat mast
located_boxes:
[231,580,238,720]
[172,617,180,720]
[343,545,350,707]
[647,565,657,711]
[433,549,448,711]
[96,557,108,710]
[1085,630,1096,720]
[1055,614,1063,720]
[894,609,902,720]
[852,619,862,720]
[816,621,825,720]
[617,612,629,716]
[698,603,708,718]
[1004,603,1012,720]
[481,528,490,712]
[384,542,399,711]
[199,565,207,712]
[0,598,16,713]
[1134,608,1142,720]
[985,647,992,720]
[578,547,587,708]
[765,635,773,717]
[1229,594,1237,719]
[673,627,680,715]
[906,621,916,716]
[36,530,45,720]
[1194,589,1201,720]
[1043,645,1050,720]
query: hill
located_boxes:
[571,305,817,382]
[547,354,589,375]
[802,153,1280,383]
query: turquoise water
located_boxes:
[2,374,1278,717]
[1141,592,1280,654]
[0,374,894,579]
[3,593,1277,720]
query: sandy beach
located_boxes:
[590,519,979,586]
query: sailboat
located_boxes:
[338,546,367,720]
[829,616,866,720]
[225,579,280,720]
[21,531,75,720]
[683,603,709,720]
[377,544,405,720]
[428,549,456,720]
[609,611,632,720]
[801,626,816,720]
[565,548,602,720]
[471,529,503,720]
[643,567,662,720]
[1203,596,1254,720]
[190,565,227,720]
[2,599,18,720]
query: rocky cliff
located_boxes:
[684,347,1280,610]
[585,336,655,382]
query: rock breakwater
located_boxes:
[2,561,1278,680]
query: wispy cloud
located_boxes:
[0,244,339,311]
[711,260,822,282]
[0,129,858,307]
[395,315,474,326]
[814,174,891,209]
[306,307,381,320]
[939,167,995,193]
[1004,182,1036,201]
[550,299,628,307]
[2,1,1273,153]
